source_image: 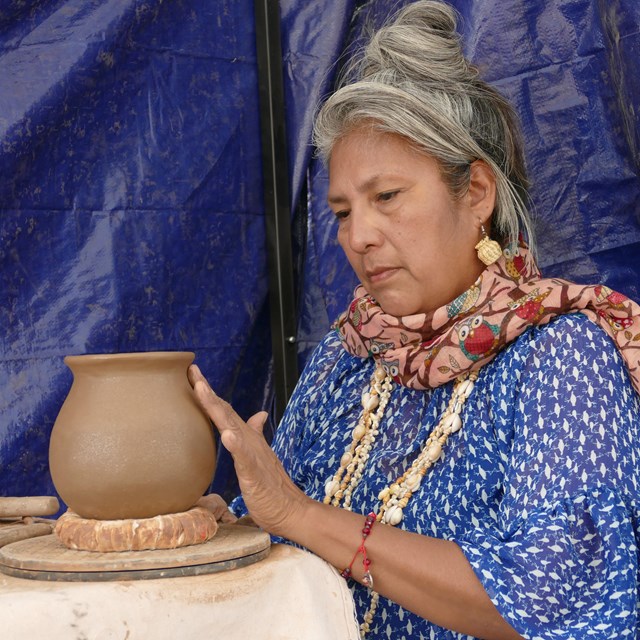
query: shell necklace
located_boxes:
[324,364,478,637]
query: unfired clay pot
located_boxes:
[49,351,216,520]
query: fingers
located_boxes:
[189,366,234,420]
[219,428,240,454]
[189,371,260,460]
[235,514,258,528]
[187,364,206,388]
[196,494,238,524]
[246,411,269,434]
[188,366,288,527]
[189,366,270,442]
[187,370,306,537]
[191,379,242,435]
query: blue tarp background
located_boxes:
[1,0,639,503]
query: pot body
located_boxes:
[49,351,216,520]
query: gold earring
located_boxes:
[475,224,502,266]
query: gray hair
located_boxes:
[313,0,534,249]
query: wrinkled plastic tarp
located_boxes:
[295,0,640,357]
[0,0,270,501]
[1,0,639,502]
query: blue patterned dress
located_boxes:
[236,313,640,639]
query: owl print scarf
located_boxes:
[334,243,640,394]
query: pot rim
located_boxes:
[63,351,196,366]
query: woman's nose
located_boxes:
[347,208,383,253]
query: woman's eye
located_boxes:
[377,190,399,203]
[334,209,350,221]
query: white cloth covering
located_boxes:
[0,543,360,639]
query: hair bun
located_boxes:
[392,0,458,34]
[359,1,471,86]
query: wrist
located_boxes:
[277,491,318,542]
[340,512,376,587]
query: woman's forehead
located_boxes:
[328,130,437,190]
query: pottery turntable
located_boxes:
[0,519,270,582]
[0,511,270,582]
[0,351,270,582]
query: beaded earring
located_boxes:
[474,224,502,266]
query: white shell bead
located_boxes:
[378,487,390,501]
[464,379,476,398]
[455,379,468,396]
[374,367,387,382]
[426,442,442,462]
[324,479,339,498]
[340,452,353,467]
[364,395,379,411]
[405,474,421,491]
[385,505,403,526]
[443,412,462,433]
[353,424,366,440]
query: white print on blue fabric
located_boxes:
[240,314,640,639]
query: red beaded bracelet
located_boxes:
[341,512,376,589]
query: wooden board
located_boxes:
[0,522,53,548]
[0,524,271,582]
[0,496,59,518]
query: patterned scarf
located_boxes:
[334,243,640,393]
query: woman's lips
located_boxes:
[366,267,399,284]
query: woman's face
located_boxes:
[328,127,491,317]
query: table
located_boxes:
[0,543,360,639]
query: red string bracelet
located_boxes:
[341,512,376,589]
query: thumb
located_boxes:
[246,411,269,434]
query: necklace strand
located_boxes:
[326,365,478,638]
[324,366,393,511]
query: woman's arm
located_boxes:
[293,500,523,640]
[188,365,523,640]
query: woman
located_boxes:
[189,2,640,638]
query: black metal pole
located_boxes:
[254,0,299,421]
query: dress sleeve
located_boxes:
[456,314,640,639]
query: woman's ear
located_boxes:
[467,160,496,225]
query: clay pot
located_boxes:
[49,351,216,520]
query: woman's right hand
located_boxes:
[188,365,311,538]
